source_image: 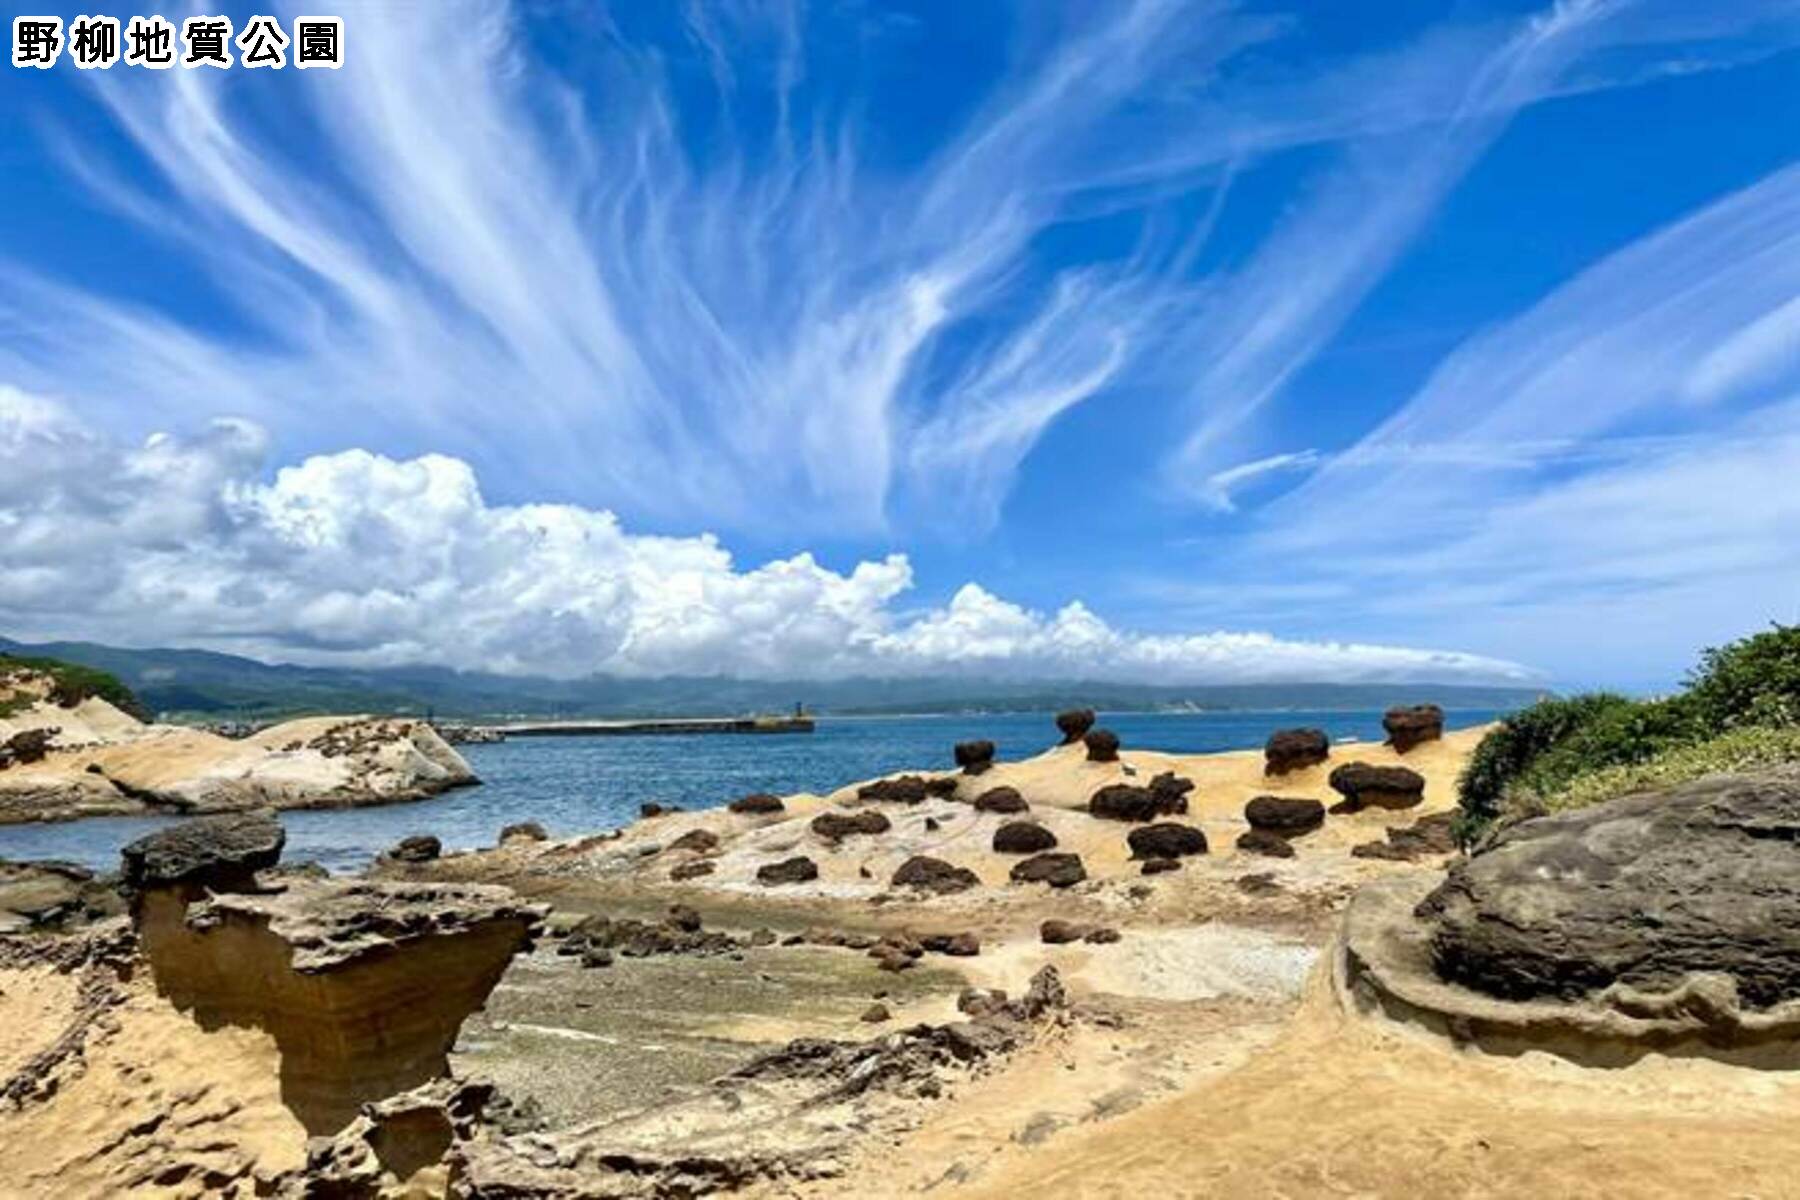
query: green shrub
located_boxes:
[1530,725,1800,814]
[1454,693,1638,838]
[1682,624,1800,730]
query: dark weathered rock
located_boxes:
[891,856,980,894]
[1236,872,1282,897]
[121,811,285,893]
[1084,729,1121,762]
[1419,771,1800,1008]
[1,728,55,768]
[921,931,981,956]
[1235,828,1296,858]
[861,1003,891,1023]
[1089,781,1187,823]
[669,859,716,881]
[1384,704,1446,753]
[1010,852,1086,888]
[757,856,819,886]
[1140,857,1181,875]
[1083,927,1121,945]
[992,821,1057,854]
[498,821,546,844]
[958,986,1008,1017]
[1055,709,1096,745]
[729,793,785,815]
[1264,728,1329,776]
[668,828,721,854]
[954,740,997,775]
[1147,772,1195,815]
[386,834,442,864]
[1351,812,1458,862]
[1243,795,1326,836]
[857,775,931,804]
[811,810,892,840]
[1328,762,1426,811]
[667,903,702,933]
[639,802,679,818]
[924,816,941,832]
[973,786,1029,814]
[1127,822,1208,859]
[1040,918,1086,944]
[924,776,961,798]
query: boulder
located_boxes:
[385,834,442,864]
[1384,704,1446,753]
[756,856,819,886]
[1147,772,1195,814]
[1040,919,1086,945]
[861,1003,892,1023]
[639,802,679,818]
[992,821,1057,854]
[811,810,892,840]
[729,793,785,815]
[1419,771,1800,1009]
[1328,763,1426,811]
[1084,729,1121,762]
[892,856,980,894]
[1264,727,1329,776]
[1089,782,1186,822]
[498,821,546,844]
[857,775,931,804]
[1243,795,1326,836]
[668,828,721,854]
[973,786,1029,814]
[1140,857,1181,875]
[1235,828,1296,858]
[954,740,997,775]
[1055,708,1096,745]
[921,931,981,956]
[1126,822,1208,859]
[121,811,286,895]
[1010,852,1087,888]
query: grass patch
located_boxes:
[1522,725,1800,815]
[0,654,147,721]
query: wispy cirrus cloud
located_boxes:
[3,0,1784,541]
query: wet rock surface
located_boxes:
[1419,770,1800,1009]
[1264,728,1329,776]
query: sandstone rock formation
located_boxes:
[0,858,124,932]
[1328,762,1426,811]
[0,674,479,824]
[1243,795,1326,836]
[891,855,981,894]
[1084,729,1121,762]
[1420,771,1800,1009]
[1055,708,1096,744]
[811,810,892,840]
[1126,822,1208,859]
[1264,727,1329,775]
[122,814,542,1135]
[1383,703,1446,753]
[954,739,997,775]
[992,820,1057,854]
[972,785,1029,814]
[1010,852,1087,888]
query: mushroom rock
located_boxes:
[891,856,981,894]
[1264,728,1330,776]
[810,810,892,840]
[1010,852,1087,888]
[1383,704,1446,754]
[992,821,1058,854]
[1083,729,1121,763]
[1055,709,1096,745]
[972,786,1029,814]
[1243,795,1326,837]
[954,740,997,776]
[123,816,542,1136]
[1126,823,1208,859]
[1328,763,1426,811]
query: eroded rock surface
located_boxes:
[1419,771,1800,1010]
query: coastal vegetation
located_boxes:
[1455,624,1800,840]
[0,653,143,720]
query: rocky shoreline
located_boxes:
[7,705,1800,1197]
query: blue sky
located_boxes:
[2,0,1798,689]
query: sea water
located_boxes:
[0,708,1504,873]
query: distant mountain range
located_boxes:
[0,635,1546,721]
